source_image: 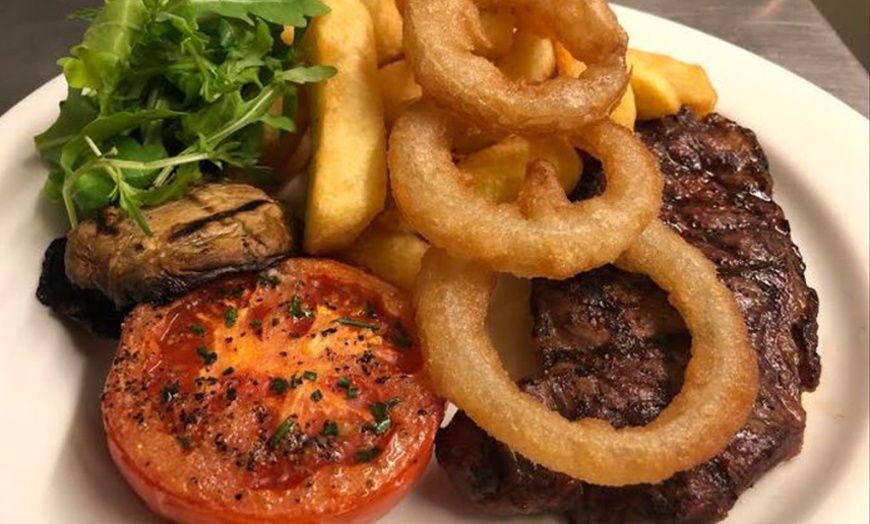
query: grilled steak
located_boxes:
[64,183,297,307]
[436,109,821,523]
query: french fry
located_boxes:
[303,0,388,254]
[554,42,587,79]
[628,57,681,120]
[360,0,405,66]
[608,84,637,130]
[340,223,429,291]
[497,28,556,82]
[458,136,582,204]
[378,60,422,128]
[372,205,417,234]
[478,7,517,58]
[554,42,636,129]
[628,49,718,117]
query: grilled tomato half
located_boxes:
[102,258,443,523]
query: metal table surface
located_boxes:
[0,0,867,118]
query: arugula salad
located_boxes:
[34,0,335,233]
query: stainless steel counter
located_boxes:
[618,0,869,117]
[0,0,867,118]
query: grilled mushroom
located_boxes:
[65,183,297,306]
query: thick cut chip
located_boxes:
[360,0,405,66]
[303,0,388,254]
[496,28,556,82]
[458,136,582,203]
[341,222,430,291]
[378,60,423,128]
[628,48,718,119]
[554,42,636,129]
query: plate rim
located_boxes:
[0,6,867,524]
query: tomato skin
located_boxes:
[102,258,443,524]
[107,430,436,524]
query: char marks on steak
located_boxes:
[435,109,821,523]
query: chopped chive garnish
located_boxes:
[250,319,263,333]
[310,389,323,402]
[370,398,400,435]
[372,418,391,435]
[196,346,218,366]
[335,317,380,331]
[392,322,412,348]
[176,435,192,451]
[258,273,280,287]
[221,366,235,376]
[270,377,289,394]
[290,374,304,389]
[189,324,206,337]
[336,377,359,398]
[321,420,339,437]
[302,371,317,381]
[289,295,313,318]
[364,301,377,318]
[355,447,381,463]
[224,308,238,328]
[269,417,296,448]
[161,381,180,404]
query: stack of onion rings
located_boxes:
[389,0,759,486]
[403,0,629,134]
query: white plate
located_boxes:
[0,5,867,524]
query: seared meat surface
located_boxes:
[64,183,297,306]
[436,109,821,523]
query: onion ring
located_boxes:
[402,0,629,134]
[388,102,662,279]
[415,221,758,486]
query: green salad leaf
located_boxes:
[35,0,334,232]
[189,0,330,26]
